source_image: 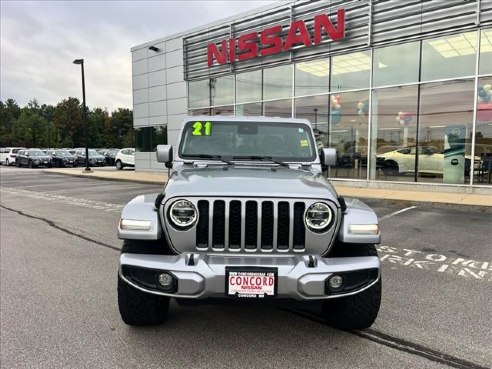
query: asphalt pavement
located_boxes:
[41,167,492,212]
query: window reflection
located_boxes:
[263,65,292,100]
[236,70,262,103]
[264,99,292,118]
[371,86,419,180]
[188,79,209,108]
[135,125,168,152]
[295,59,329,96]
[422,31,477,82]
[331,51,370,91]
[479,29,492,75]
[373,41,420,87]
[475,77,492,184]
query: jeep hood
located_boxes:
[164,166,338,200]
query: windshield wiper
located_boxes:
[187,154,233,165]
[232,155,289,167]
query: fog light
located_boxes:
[329,275,343,290]
[158,273,173,287]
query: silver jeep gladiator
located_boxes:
[117,116,381,329]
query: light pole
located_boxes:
[73,58,91,172]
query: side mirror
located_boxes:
[322,148,337,167]
[156,145,173,168]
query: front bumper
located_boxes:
[119,253,380,300]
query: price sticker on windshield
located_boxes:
[192,121,212,136]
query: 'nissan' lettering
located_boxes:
[207,8,345,67]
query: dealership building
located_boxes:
[131,0,492,189]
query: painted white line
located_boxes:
[0,187,123,212]
[379,206,417,221]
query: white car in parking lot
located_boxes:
[0,147,25,166]
[115,148,135,170]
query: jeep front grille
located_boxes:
[195,199,306,252]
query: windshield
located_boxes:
[179,120,316,162]
[55,150,71,157]
[88,149,100,157]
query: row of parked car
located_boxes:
[0,147,135,169]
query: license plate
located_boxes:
[226,267,277,298]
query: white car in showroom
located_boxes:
[115,148,135,170]
[377,146,480,176]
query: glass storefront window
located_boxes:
[475,76,492,185]
[331,51,370,91]
[210,105,234,116]
[294,95,329,147]
[264,99,292,118]
[236,103,262,116]
[152,125,168,150]
[479,29,492,75]
[188,79,210,108]
[419,80,475,184]
[135,127,152,152]
[370,85,419,181]
[236,70,262,104]
[295,59,330,96]
[326,91,370,179]
[373,41,420,87]
[263,65,293,100]
[421,31,477,82]
[212,75,234,106]
[135,125,168,152]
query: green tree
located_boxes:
[105,108,133,148]
[52,97,83,148]
[88,107,109,148]
[0,99,21,146]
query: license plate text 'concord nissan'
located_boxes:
[117,116,382,329]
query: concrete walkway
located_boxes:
[42,167,492,211]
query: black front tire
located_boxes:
[322,243,381,330]
[118,239,173,326]
[118,275,170,326]
[28,160,34,168]
[115,160,123,170]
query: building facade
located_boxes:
[131,0,492,188]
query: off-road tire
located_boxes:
[118,239,172,325]
[322,243,381,330]
[118,274,170,326]
[115,160,123,170]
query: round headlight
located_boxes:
[305,202,333,231]
[169,200,197,229]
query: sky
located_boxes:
[0,0,279,112]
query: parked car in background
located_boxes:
[75,149,106,167]
[99,148,120,166]
[46,149,78,167]
[114,148,135,170]
[16,149,53,168]
[0,147,25,166]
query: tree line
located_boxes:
[0,98,133,149]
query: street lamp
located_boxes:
[73,58,91,172]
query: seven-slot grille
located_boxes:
[196,199,306,252]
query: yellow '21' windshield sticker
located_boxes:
[192,121,212,136]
